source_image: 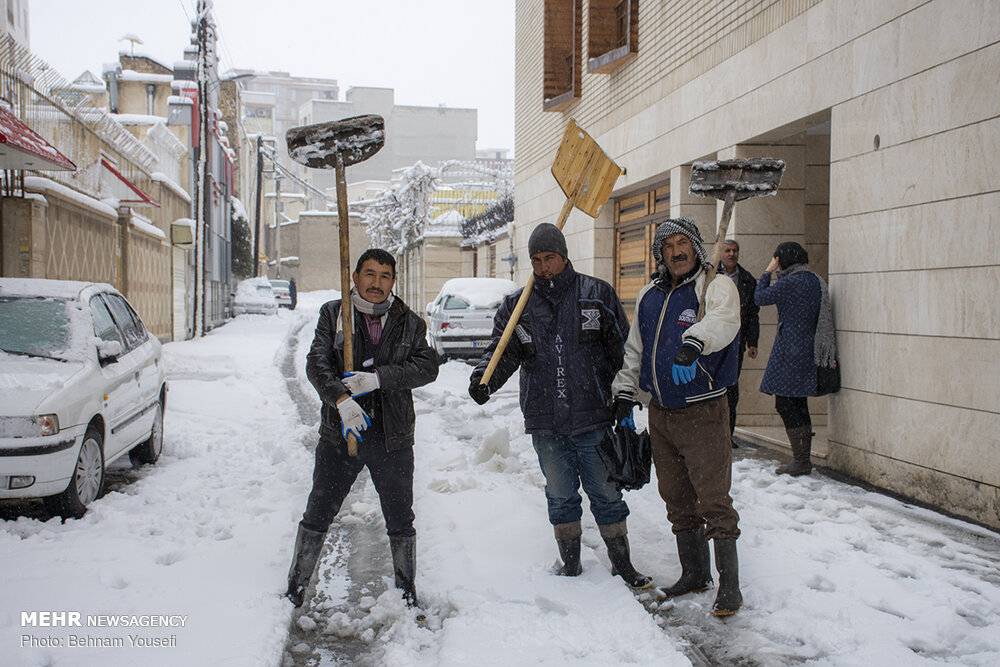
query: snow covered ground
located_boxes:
[2,292,999,666]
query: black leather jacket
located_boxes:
[306,296,438,451]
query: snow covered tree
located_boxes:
[362,161,439,254]
[362,187,403,252]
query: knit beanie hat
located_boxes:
[528,223,568,259]
[651,216,708,274]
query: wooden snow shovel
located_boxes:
[479,119,622,386]
[687,158,786,318]
[286,114,385,456]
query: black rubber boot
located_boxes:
[285,523,326,607]
[658,527,713,598]
[599,522,652,589]
[711,538,743,617]
[777,426,813,476]
[389,535,419,608]
[554,521,582,576]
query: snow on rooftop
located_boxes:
[433,209,465,225]
[436,277,518,308]
[151,172,191,204]
[110,113,165,125]
[119,70,173,83]
[129,212,166,240]
[24,176,117,219]
[168,95,193,105]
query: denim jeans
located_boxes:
[531,427,629,526]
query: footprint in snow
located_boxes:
[805,574,836,592]
[156,550,185,566]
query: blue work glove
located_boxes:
[336,397,372,442]
[611,395,639,429]
[341,371,380,397]
[671,340,701,385]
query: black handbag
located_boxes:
[815,359,841,396]
[598,422,652,491]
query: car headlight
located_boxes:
[0,415,59,437]
[37,414,60,436]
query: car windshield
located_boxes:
[270,280,289,289]
[0,296,72,360]
[256,285,273,296]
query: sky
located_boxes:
[28,0,515,152]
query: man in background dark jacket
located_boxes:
[285,249,438,610]
[468,223,650,590]
[720,240,760,446]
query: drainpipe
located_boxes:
[103,63,121,114]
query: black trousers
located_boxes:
[300,429,416,538]
[726,345,746,437]
[775,395,812,430]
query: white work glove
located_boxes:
[341,371,380,397]
[336,397,372,442]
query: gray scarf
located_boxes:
[350,289,394,317]
[777,264,837,367]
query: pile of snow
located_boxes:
[435,277,518,308]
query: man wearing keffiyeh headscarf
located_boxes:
[611,216,746,617]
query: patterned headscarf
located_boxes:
[651,216,709,276]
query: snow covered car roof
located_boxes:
[436,278,518,309]
[0,277,114,300]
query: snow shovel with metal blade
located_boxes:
[286,114,385,456]
[687,158,785,318]
[479,119,622,386]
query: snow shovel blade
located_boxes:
[550,119,622,218]
[688,158,785,202]
[285,115,385,169]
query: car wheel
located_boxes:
[43,426,105,519]
[129,400,164,466]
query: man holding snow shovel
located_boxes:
[285,249,438,610]
[468,223,651,590]
[611,217,744,617]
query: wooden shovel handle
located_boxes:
[335,156,359,457]
[697,190,737,321]
[480,196,576,386]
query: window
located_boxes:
[443,296,470,311]
[103,294,145,351]
[90,296,124,345]
[543,0,582,111]
[588,0,638,74]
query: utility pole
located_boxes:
[252,134,263,277]
[193,0,213,337]
[273,170,283,278]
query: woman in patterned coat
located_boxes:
[755,242,825,476]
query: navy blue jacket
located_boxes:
[755,269,821,397]
[471,263,629,435]
[614,269,742,409]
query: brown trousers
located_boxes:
[648,396,740,540]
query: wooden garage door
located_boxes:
[614,183,670,320]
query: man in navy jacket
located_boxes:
[612,217,744,617]
[469,223,651,590]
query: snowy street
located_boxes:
[3,294,1000,666]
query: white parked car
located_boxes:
[269,278,293,309]
[0,279,167,518]
[232,277,278,316]
[426,277,518,361]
